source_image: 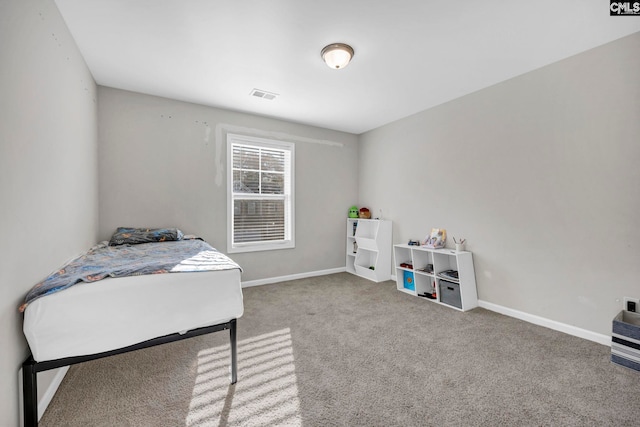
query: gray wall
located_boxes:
[2,1,635,422]
[0,0,98,424]
[98,87,358,281]
[359,32,640,337]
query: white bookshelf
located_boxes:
[346,219,392,282]
[393,244,478,312]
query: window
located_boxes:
[227,133,294,253]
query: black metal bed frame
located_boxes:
[22,318,237,427]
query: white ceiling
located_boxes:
[54,0,640,134]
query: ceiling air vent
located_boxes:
[250,88,278,100]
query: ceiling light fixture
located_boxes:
[321,43,354,69]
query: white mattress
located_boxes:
[23,269,243,362]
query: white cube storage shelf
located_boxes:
[346,219,392,282]
[393,244,478,312]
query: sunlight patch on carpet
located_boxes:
[186,328,302,426]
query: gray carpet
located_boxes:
[40,273,640,426]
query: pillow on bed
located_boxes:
[108,227,184,246]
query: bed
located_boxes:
[20,228,243,427]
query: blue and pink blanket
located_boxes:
[20,239,241,312]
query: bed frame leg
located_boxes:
[22,357,38,427]
[230,319,237,384]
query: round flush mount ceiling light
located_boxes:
[321,43,354,69]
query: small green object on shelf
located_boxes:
[369,266,375,270]
[348,206,359,218]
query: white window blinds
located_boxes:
[227,134,294,253]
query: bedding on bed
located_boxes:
[20,238,241,312]
[108,227,184,246]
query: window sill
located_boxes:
[228,240,295,254]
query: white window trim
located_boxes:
[227,133,295,253]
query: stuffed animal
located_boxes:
[359,207,371,219]
[348,206,359,218]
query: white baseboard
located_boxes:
[38,366,69,420]
[478,300,611,347]
[389,275,608,346]
[241,267,346,288]
[350,272,611,346]
[18,365,69,426]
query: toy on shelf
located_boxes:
[423,228,446,249]
[348,206,359,218]
[359,207,371,219]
